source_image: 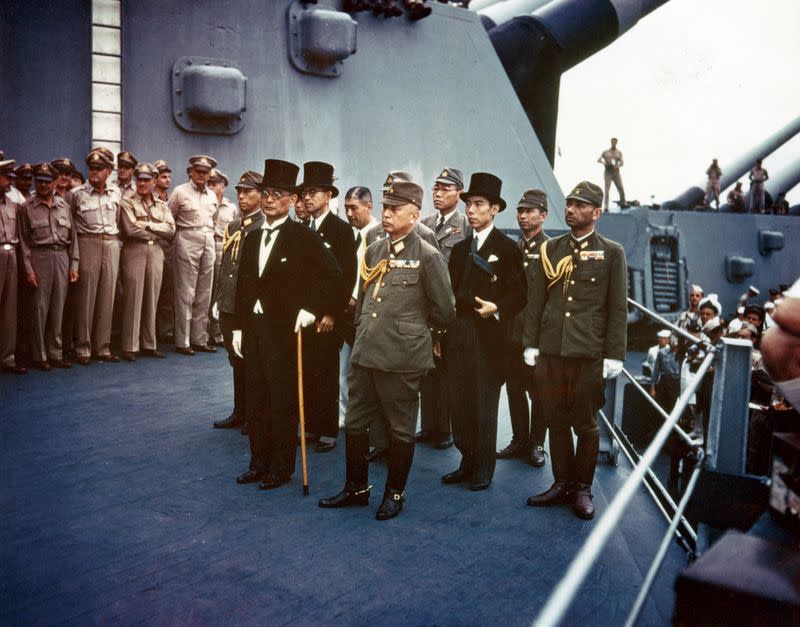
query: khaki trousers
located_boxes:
[0,246,17,367]
[29,248,69,361]
[75,236,121,358]
[172,230,215,348]
[121,241,164,352]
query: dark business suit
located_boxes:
[447,226,527,484]
[303,211,357,440]
[234,218,341,479]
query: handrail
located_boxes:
[533,349,716,627]
[627,297,712,348]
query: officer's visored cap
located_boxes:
[14,163,33,178]
[86,147,114,168]
[235,170,263,191]
[434,167,464,189]
[134,162,157,179]
[383,179,423,209]
[566,180,603,208]
[517,188,548,211]
[51,157,77,174]
[208,168,229,186]
[382,170,413,191]
[0,159,16,176]
[189,155,217,171]
[117,151,138,168]
[33,162,57,182]
[154,159,172,173]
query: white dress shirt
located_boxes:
[254,215,289,313]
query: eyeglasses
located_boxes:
[262,188,288,199]
[301,188,322,198]
[432,185,458,193]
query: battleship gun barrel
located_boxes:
[670,115,800,209]
[489,0,669,162]
[478,0,552,29]
[764,156,800,205]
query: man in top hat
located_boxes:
[297,161,358,452]
[597,138,625,211]
[13,163,34,201]
[68,147,123,364]
[19,162,79,370]
[211,170,265,432]
[416,167,470,450]
[498,188,550,466]
[442,172,527,491]
[119,163,175,361]
[0,159,26,374]
[168,154,219,355]
[114,151,138,198]
[366,171,440,249]
[207,169,236,346]
[319,173,455,520]
[231,159,341,490]
[523,181,627,519]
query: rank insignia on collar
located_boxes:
[580,241,589,249]
[243,217,252,227]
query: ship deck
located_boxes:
[1,349,686,625]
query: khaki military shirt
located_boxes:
[600,148,623,170]
[120,194,176,243]
[68,182,122,236]
[0,193,21,245]
[213,196,238,240]
[168,181,216,230]
[20,194,79,274]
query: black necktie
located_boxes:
[355,231,362,248]
[263,226,280,248]
[436,215,445,233]
[471,236,478,254]
[309,217,317,232]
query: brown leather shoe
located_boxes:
[98,354,120,363]
[176,346,195,356]
[141,349,166,358]
[573,485,595,519]
[191,344,217,353]
[32,361,52,372]
[76,356,91,366]
[122,351,136,362]
[50,359,72,369]
[529,444,547,467]
[2,364,28,374]
[526,481,575,507]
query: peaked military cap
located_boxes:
[33,162,57,181]
[517,188,548,211]
[154,159,172,173]
[51,157,76,174]
[460,172,506,211]
[383,172,423,208]
[86,147,114,168]
[189,155,217,171]
[208,168,229,186]
[14,163,33,177]
[134,162,157,179]
[298,161,339,198]
[566,181,603,208]
[0,159,16,175]
[434,167,464,189]
[260,159,299,192]
[117,151,138,168]
[382,170,413,191]
[235,170,263,190]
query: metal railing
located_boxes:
[533,297,753,627]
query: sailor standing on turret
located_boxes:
[598,138,625,211]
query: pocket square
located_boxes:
[487,254,499,262]
[280,257,287,262]
[324,242,331,248]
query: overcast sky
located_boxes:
[554,0,800,207]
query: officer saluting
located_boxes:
[320,174,455,520]
[211,171,265,432]
[523,181,628,519]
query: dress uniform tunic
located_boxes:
[0,192,22,368]
[69,182,122,359]
[119,194,176,353]
[168,181,217,348]
[19,194,78,362]
[209,195,237,343]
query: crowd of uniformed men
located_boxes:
[0,149,628,521]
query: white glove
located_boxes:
[211,301,219,319]
[294,309,316,333]
[603,358,624,379]
[232,330,243,358]
[523,347,539,367]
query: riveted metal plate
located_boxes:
[288,1,357,78]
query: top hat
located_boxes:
[298,161,339,198]
[261,159,299,192]
[460,172,506,211]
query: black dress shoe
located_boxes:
[433,433,453,449]
[318,482,371,508]
[2,364,28,374]
[122,351,136,362]
[526,481,575,507]
[375,488,404,520]
[191,344,217,353]
[236,469,262,484]
[366,447,388,463]
[51,359,71,369]
[573,485,595,520]
[141,349,166,358]
[98,354,120,363]
[32,361,52,372]
[315,440,336,453]
[496,440,529,459]
[176,346,195,356]
[441,467,467,484]
[258,473,291,490]
[213,413,244,429]
[470,478,491,491]
[415,429,432,443]
[529,444,547,467]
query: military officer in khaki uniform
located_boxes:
[524,181,628,520]
[319,176,455,520]
[704,159,722,210]
[597,138,625,211]
[0,160,26,374]
[417,167,470,449]
[168,155,218,354]
[208,168,237,346]
[211,171,265,431]
[19,163,79,370]
[113,151,138,198]
[51,158,77,200]
[747,159,769,213]
[69,147,123,364]
[13,163,34,201]
[497,189,549,465]
[119,163,176,361]
[153,159,174,341]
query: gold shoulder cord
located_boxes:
[222,224,243,263]
[540,240,575,297]
[360,255,389,299]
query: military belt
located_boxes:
[33,244,67,251]
[1,243,16,250]
[78,233,119,241]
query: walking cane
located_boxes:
[297,330,309,496]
